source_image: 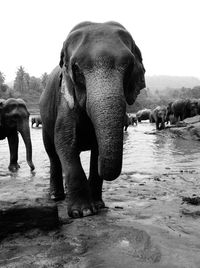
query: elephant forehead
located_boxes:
[65,23,134,67]
[67,22,132,46]
[4,98,26,107]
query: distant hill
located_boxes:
[146,75,200,90]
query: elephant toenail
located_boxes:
[72,210,81,218]
[83,209,93,217]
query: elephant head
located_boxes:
[59,21,145,180]
[2,98,35,171]
[153,106,167,130]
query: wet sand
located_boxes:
[1,169,200,267]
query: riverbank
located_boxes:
[167,115,200,141]
[1,168,200,267]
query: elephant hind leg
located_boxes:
[88,146,105,210]
[42,129,65,200]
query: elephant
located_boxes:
[31,115,42,128]
[136,108,151,122]
[129,114,137,126]
[166,99,198,123]
[39,21,145,218]
[149,110,155,123]
[0,98,35,172]
[151,105,167,130]
[124,113,132,131]
[198,99,200,114]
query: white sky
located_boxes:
[0,0,200,82]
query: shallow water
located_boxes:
[0,121,200,182]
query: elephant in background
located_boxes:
[129,114,137,126]
[31,115,42,128]
[151,105,167,130]
[0,98,35,172]
[136,108,151,122]
[40,21,145,218]
[149,110,155,123]
[166,99,198,123]
[198,99,200,114]
[124,113,132,131]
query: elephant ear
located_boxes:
[124,43,146,105]
[0,99,5,126]
[59,45,75,109]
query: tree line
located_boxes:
[1,67,200,114]
[0,66,48,113]
[128,85,200,113]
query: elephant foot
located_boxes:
[67,188,97,218]
[27,161,35,171]
[49,191,65,201]
[94,199,106,210]
[8,163,20,172]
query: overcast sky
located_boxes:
[0,0,200,82]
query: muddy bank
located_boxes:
[1,170,200,267]
[167,115,200,141]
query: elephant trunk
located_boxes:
[18,119,35,171]
[86,69,126,181]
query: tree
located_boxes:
[13,66,29,93]
[29,76,43,93]
[0,71,5,87]
[41,72,49,89]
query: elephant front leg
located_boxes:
[7,133,20,172]
[88,147,105,210]
[62,157,96,218]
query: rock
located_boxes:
[168,115,200,141]
[0,199,59,240]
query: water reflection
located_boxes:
[123,122,200,175]
[0,122,200,181]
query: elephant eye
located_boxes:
[72,63,85,88]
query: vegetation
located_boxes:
[128,85,200,113]
[1,68,200,114]
[0,67,48,113]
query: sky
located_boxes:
[0,0,200,82]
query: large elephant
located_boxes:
[166,99,198,123]
[0,98,35,172]
[136,108,151,122]
[39,21,145,218]
[151,105,167,130]
[31,115,42,128]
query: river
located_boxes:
[0,121,200,180]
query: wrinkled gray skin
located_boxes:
[0,98,35,172]
[136,108,151,122]
[39,21,145,218]
[166,99,198,123]
[31,115,42,128]
[151,106,167,130]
